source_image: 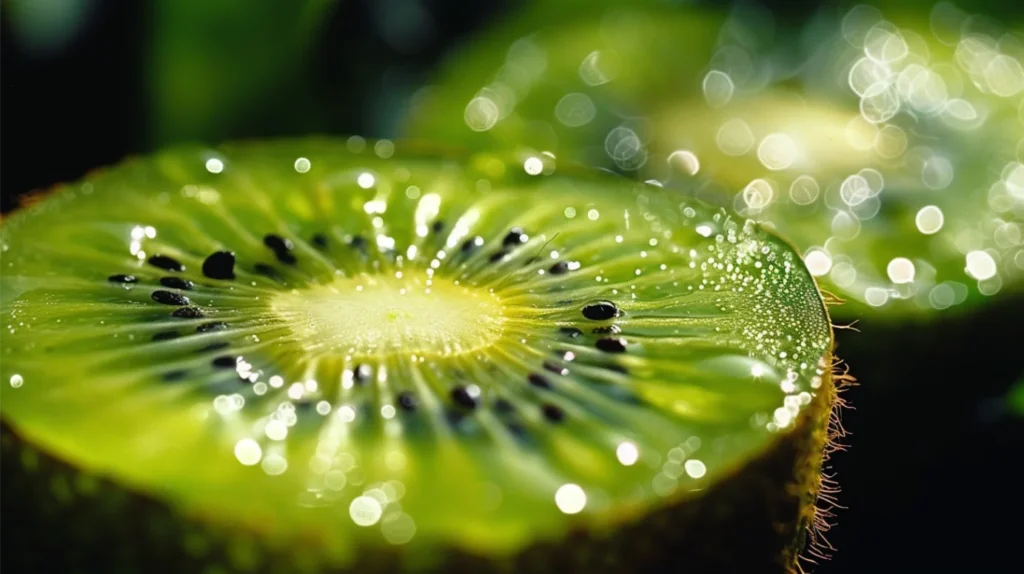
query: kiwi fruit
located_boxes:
[404,1,1024,322]
[0,138,838,573]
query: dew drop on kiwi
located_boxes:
[152,290,190,306]
[159,277,194,290]
[353,364,372,384]
[202,251,236,280]
[582,301,620,320]
[147,255,184,272]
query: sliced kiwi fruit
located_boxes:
[404,1,1024,321]
[0,138,836,573]
[646,11,1024,320]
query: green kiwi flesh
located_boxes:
[0,138,834,572]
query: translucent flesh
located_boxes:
[0,138,831,567]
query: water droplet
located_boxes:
[554,483,587,514]
[702,70,735,107]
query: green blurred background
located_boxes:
[3,0,1023,572]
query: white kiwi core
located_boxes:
[271,274,506,357]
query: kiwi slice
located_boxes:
[0,138,836,573]
[405,1,1024,321]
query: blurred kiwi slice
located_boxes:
[646,7,1024,320]
[405,0,1024,321]
[0,138,835,573]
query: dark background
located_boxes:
[3,1,1022,572]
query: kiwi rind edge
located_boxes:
[0,356,844,573]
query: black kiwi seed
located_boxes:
[543,361,569,376]
[461,236,482,253]
[311,233,329,249]
[263,234,293,253]
[489,250,509,263]
[152,290,190,306]
[264,234,297,265]
[592,325,622,334]
[506,421,528,438]
[431,220,445,234]
[445,409,467,428]
[548,261,570,275]
[108,274,137,284]
[353,364,372,384]
[152,331,180,342]
[451,385,480,409]
[397,392,417,412]
[528,373,552,389]
[494,397,516,414]
[542,404,566,423]
[171,306,205,319]
[558,327,583,338]
[159,277,194,291]
[596,337,628,353]
[253,263,285,282]
[202,251,236,280]
[502,227,528,247]
[162,370,188,382]
[199,342,230,353]
[148,255,185,272]
[196,322,228,333]
[582,301,620,320]
[349,235,367,250]
[211,356,237,369]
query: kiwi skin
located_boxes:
[0,358,841,574]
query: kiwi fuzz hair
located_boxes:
[0,140,843,572]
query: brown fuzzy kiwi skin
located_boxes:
[0,362,842,574]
